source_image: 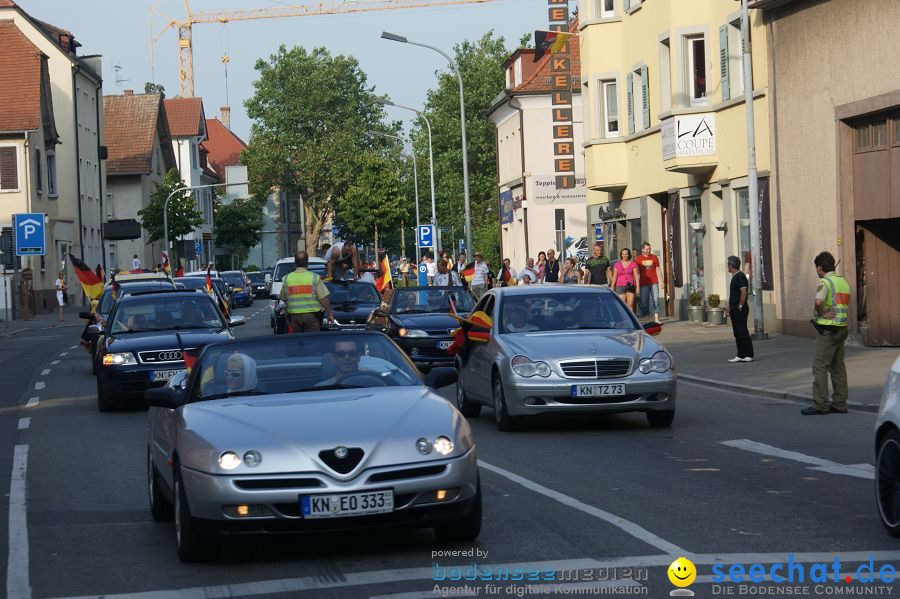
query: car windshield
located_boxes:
[98,283,174,314]
[390,288,474,314]
[499,293,638,334]
[109,295,225,334]
[273,262,294,283]
[326,281,380,305]
[193,333,421,400]
[221,272,245,287]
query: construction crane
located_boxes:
[151,0,500,98]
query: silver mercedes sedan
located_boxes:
[455,286,676,431]
[145,332,480,562]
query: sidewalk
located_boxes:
[0,309,86,338]
[658,320,899,412]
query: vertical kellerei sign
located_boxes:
[548,0,574,190]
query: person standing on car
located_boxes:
[803,251,851,416]
[280,251,334,332]
[726,255,753,363]
[324,241,359,280]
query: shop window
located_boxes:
[685,198,705,294]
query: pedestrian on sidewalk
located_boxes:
[535,251,547,284]
[802,251,851,416]
[562,257,581,284]
[612,248,639,313]
[637,242,662,323]
[583,242,611,286]
[544,249,560,283]
[469,252,490,299]
[54,271,67,321]
[726,255,753,363]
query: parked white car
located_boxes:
[875,354,900,536]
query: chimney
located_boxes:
[124,89,134,96]
[220,106,231,130]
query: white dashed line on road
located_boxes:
[70,345,77,349]
[6,444,31,599]
[59,352,68,357]
[17,418,31,430]
[478,459,687,555]
[34,382,45,391]
[51,360,60,365]
[721,439,875,480]
[25,397,39,408]
[40,369,51,376]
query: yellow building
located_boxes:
[579,0,774,324]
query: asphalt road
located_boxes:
[3,302,898,599]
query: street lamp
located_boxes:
[163,181,248,269]
[381,31,472,257]
[368,130,421,263]
[376,98,439,252]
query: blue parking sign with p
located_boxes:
[417,225,434,248]
[15,213,45,256]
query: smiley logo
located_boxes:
[668,557,697,588]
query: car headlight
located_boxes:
[102,352,136,366]
[399,328,428,338]
[218,451,242,470]
[511,354,552,377]
[242,450,262,467]
[639,351,672,374]
[433,436,454,455]
[416,437,432,454]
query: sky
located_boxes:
[22,0,560,141]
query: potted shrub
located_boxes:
[687,291,705,323]
[707,293,726,325]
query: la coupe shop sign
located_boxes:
[662,113,717,160]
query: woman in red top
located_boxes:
[613,248,640,313]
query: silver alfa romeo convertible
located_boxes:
[145,331,480,562]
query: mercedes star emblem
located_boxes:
[334,446,349,459]
[589,343,598,355]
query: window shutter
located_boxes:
[626,72,634,135]
[641,64,650,129]
[0,147,18,190]
[720,25,730,101]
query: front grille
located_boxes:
[234,478,323,490]
[138,348,196,365]
[368,465,447,483]
[559,359,631,378]
[318,447,364,474]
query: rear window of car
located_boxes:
[221,272,245,287]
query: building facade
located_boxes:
[579,0,773,322]
[487,20,588,273]
[1,0,106,309]
[103,91,176,271]
[753,0,900,346]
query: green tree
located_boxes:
[144,82,166,97]
[214,197,266,268]
[519,32,534,49]
[139,168,204,257]
[410,32,510,268]
[335,152,408,255]
[243,46,385,255]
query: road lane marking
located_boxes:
[51,360,60,365]
[25,397,39,408]
[721,439,874,480]
[7,444,31,599]
[17,417,30,430]
[34,382,45,390]
[41,368,51,375]
[60,352,68,357]
[70,345,77,349]
[43,552,900,599]
[478,460,686,555]
[369,580,644,599]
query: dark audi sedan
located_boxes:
[95,289,245,411]
[324,280,381,330]
[368,287,473,366]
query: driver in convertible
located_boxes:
[317,340,370,386]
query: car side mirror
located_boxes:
[88,323,103,334]
[144,386,184,409]
[424,366,458,389]
[373,309,387,318]
[229,315,247,327]
[643,322,662,336]
[265,275,272,284]
[79,311,93,319]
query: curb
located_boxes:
[677,373,879,414]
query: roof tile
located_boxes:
[200,118,247,179]
[513,16,581,94]
[163,97,204,137]
[103,93,163,175]
[0,20,43,131]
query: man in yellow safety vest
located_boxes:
[802,251,851,415]
[279,251,334,333]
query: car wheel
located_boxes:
[174,467,213,562]
[433,478,482,542]
[96,372,114,412]
[148,448,173,521]
[876,429,900,537]
[492,375,521,432]
[455,372,481,418]
[647,409,675,428]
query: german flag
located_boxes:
[461,262,476,283]
[176,333,198,372]
[501,266,516,287]
[161,251,170,275]
[467,310,492,342]
[375,255,392,293]
[534,30,573,63]
[205,265,213,294]
[68,253,104,300]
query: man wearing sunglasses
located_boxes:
[317,340,368,386]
